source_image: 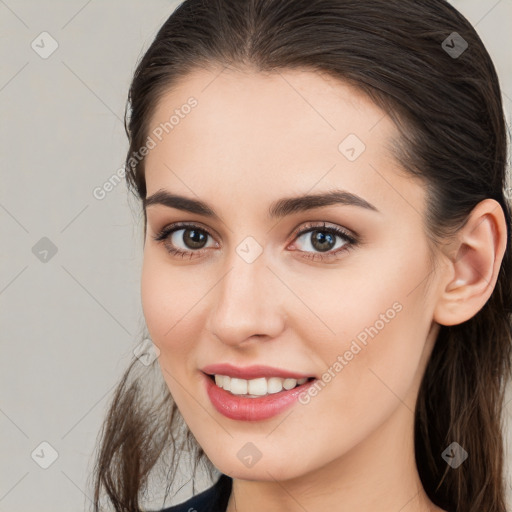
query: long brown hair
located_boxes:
[89,1,512,510]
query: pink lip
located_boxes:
[202,372,317,421]
[201,363,313,380]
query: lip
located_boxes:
[201,363,314,380]
[202,371,317,421]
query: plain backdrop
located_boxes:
[1,1,511,510]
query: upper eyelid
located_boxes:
[156,221,219,241]
[295,221,355,238]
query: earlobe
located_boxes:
[433,199,508,326]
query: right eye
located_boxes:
[153,222,217,259]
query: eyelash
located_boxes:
[152,221,358,262]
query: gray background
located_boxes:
[1,1,511,511]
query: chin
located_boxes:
[213,457,306,482]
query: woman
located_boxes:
[90,1,512,511]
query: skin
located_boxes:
[140,66,507,512]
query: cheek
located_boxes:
[141,255,168,344]
[140,252,199,353]
[317,261,434,419]
[293,294,432,457]
[140,253,205,404]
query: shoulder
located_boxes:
[158,473,233,512]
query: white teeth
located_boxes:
[230,378,248,395]
[283,378,297,390]
[212,374,311,396]
[248,377,267,396]
[267,377,284,394]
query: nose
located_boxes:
[206,247,286,347]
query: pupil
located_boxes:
[312,230,334,252]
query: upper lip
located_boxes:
[201,363,314,380]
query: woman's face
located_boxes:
[141,67,445,481]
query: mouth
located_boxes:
[202,371,318,421]
[204,372,316,398]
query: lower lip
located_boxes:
[203,372,317,421]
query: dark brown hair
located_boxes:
[89,1,512,510]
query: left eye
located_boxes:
[152,221,357,261]
[289,221,357,261]
[294,225,352,254]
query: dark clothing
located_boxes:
[159,474,233,512]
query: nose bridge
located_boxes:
[207,241,285,344]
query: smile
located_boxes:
[202,372,318,421]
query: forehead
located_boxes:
[147,66,392,156]
[143,67,423,220]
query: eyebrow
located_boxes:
[143,188,379,220]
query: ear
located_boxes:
[433,198,508,326]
